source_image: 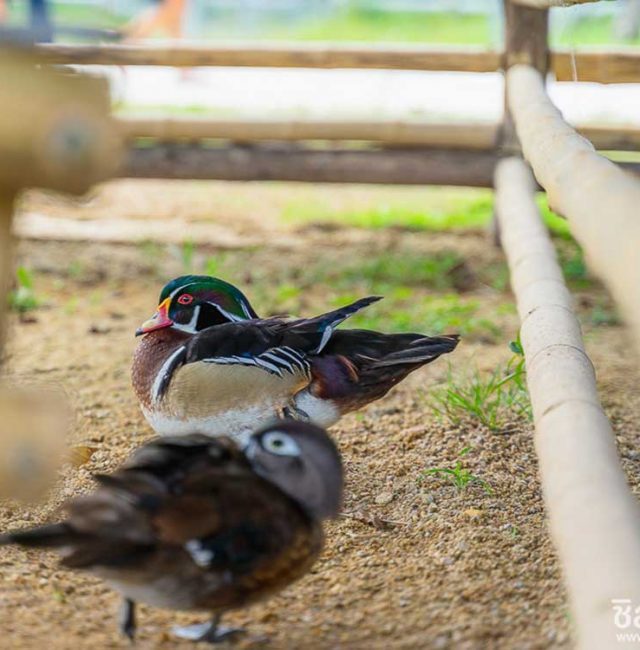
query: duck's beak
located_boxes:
[136,297,173,336]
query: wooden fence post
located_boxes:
[493,0,549,245]
[501,0,549,154]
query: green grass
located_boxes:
[8,3,635,47]
[344,293,502,341]
[268,10,494,45]
[341,251,465,290]
[7,2,124,31]
[429,343,531,431]
[420,447,493,495]
[284,189,573,239]
[555,15,640,47]
[206,8,636,47]
[283,190,495,232]
[557,241,592,289]
[175,240,196,273]
[8,267,41,317]
[588,300,620,327]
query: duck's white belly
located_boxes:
[143,401,283,441]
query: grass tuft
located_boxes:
[8,267,41,317]
[420,447,493,495]
[429,341,531,432]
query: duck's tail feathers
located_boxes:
[0,523,73,549]
[372,334,460,368]
[288,296,382,354]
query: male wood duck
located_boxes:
[132,275,460,438]
[1,420,342,643]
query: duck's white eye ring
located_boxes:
[261,431,301,457]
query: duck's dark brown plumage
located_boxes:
[1,421,342,642]
[132,328,190,410]
[308,330,460,413]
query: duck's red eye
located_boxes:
[177,294,194,305]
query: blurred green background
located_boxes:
[6,0,640,45]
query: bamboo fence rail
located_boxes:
[37,42,500,72]
[117,117,640,152]
[495,155,640,650]
[34,42,640,84]
[507,63,640,350]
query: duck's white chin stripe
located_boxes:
[171,305,201,334]
[151,346,187,405]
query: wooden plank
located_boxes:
[495,155,640,650]
[36,42,501,72]
[553,48,640,84]
[580,123,640,151]
[120,144,499,187]
[35,42,640,84]
[507,63,640,351]
[117,118,501,149]
[117,117,640,152]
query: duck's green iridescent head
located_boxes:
[136,275,258,336]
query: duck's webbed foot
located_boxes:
[119,598,136,641]
[172,614,245,644]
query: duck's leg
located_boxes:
[119,598,136,641]
[282,402,310,421]
[173,614,244,644]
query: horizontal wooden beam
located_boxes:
[118,118,500,149]
[580,123,640,151]
[119,142,639,187]
[120,144,499,187]
[36,42,501,73]
[553,48,640,83]
[495,155,640,650]
[35,42,640,84]
[507,63,640,351]
[117,117,640,152]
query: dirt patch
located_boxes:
[1,182,639,649]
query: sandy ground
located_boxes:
[1,181,639,649]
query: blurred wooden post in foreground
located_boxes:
[0,49,120,499]
[0,192,14,353]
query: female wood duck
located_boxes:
[1,420,343,643]
[132,275,459,439]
